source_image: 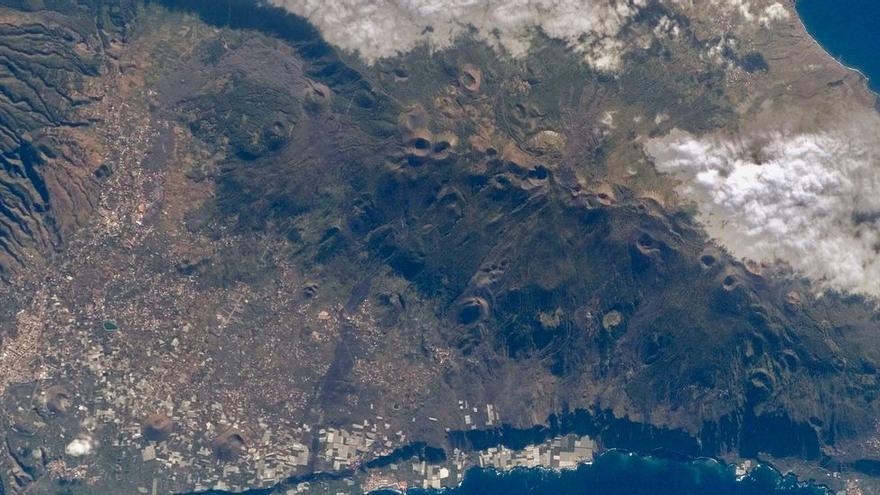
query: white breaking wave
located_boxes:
[645,119,880,296]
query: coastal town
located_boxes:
[330,433,596,493]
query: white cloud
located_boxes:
[721,0,756,21]
[645,120,880,296]
[269,0,792,68]
[274,0,858,297]
[670,0,790,27]
[65,435,94,457]
[269,0,647,69]
[653,15,681,40]
[758,2,790,27]
[268,0,790,67]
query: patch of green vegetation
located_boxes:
[511,35,596,120]
[200,36,230,65]
[619,45,735,134]
[740,51,769,73]
[372,39,498,108]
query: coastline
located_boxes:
[175,435,834,494]
[793,0,880,96]
[364,6,879,493]
[364,450,831,495]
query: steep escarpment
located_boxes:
[0,1,134,278]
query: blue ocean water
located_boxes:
[796,0,880,93]
[372,451,829,495]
